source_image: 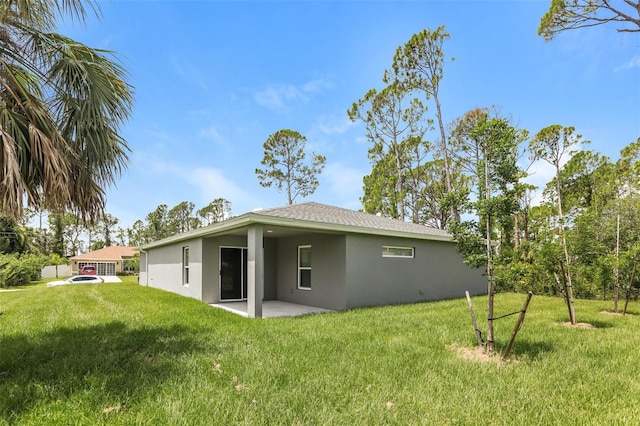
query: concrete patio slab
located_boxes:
[211,300,333,318]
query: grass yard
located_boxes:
[1,281,639,425]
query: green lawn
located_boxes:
[1,282,639,425]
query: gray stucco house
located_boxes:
[139,202,485,318]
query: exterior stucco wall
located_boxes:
[276,234,346,311]
[142,238,203,301]
[345,235,485,309]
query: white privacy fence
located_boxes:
[41,264,72,279]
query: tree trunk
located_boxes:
[486,215,495,352]
[433,91,457,222]
[613,213,620,312]
[556,164,576,325]
[623,262,637,315]
[514,204,520,252]
[392,143,405,221]
[485,152,495,353]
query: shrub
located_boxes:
[0,254,30,287]
[0,253,49,287]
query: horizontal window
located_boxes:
[382,246,414,258]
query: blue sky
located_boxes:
[61,1,639,228]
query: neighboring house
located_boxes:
[70,246,139,276]
[140,202,485,318]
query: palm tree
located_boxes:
[0,0,133,222]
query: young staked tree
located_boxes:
[450,115,524,353]
[0,0,133,222]
[256,129,326,205]
[538,0,640,41]
[474,117,522,352]
[530,125,583,325]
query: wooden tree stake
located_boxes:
[623,261,637,315]
[502,292,533,360]
[465,291,483,346]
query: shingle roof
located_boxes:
[142,202,452,249]
[253,202,450,238]
[71,246,139,261]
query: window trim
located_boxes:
[382,245,415,258]
[297,245,312,290]
[182,246,190,286]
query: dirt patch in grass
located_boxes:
[448,344,506,365]
[600,310,633,316]
[561,322,596,329]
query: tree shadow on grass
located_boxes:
[551,317,614,329]
[0,321,203,418]
[500,338,555,361]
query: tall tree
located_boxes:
[130,219,147,246]
[115,227,127,246]
[393,26,457,220]
[62,213,84,256]
[168,201,195,234]
[99,213,119,248]
[450,108,491,218]
[0,215,25,253]
[48,213,65,257]
[197,198,232,225]
[361,154,401,219]
[256,129,326,205]
[145,204,171,242]
[84,221,99,252]
[530,125,584,325]
[349,74,428,221]
[539,0,640,40]
[0,0,133,221]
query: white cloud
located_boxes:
[254,84,306,112]
[523,160,554,206]
[323,162,364,200]
[170,56,209,92]
[187,167,250,204]
[302,77,333,93]
[254,77,333,112]
[314,114,354,135]
[522,143,583,206]
[614,55,640,72]
[199,123,224,143]
[144,159,252,210]
[354,135,368,145]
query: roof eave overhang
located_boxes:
[141,213,453,250]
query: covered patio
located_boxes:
[211,300,334,318]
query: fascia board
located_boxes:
[250,215,454,242]
[141,213,453,250]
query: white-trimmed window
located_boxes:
[382,245,414,258]
[298,245,312,290]
[183,246,190,285]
